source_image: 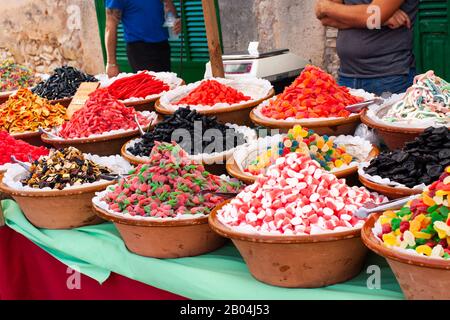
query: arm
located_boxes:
[163,0,182,34]
[316,0,405,29]
[105,8,121,78]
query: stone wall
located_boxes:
[219,0,329,68]
[324,27,340,78]
[0,0,104,75]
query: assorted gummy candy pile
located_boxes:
[246,125,353,176]
[0,60,40,92]
[376,166,450,259]
[219,153,386,235]
[260,65,363,120]
[364,126,450,188]
[103,142,243,218]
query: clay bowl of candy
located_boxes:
[209,202,369,288]
[0,147,132,229]
[49,97,72,108]
[41,89,160,156]
[210,153,387,288]
[358,126,450,199]
[11,131,48,148]
[93,142,243,258]
[248,65,374,135]
[226,126,379,184]
[155,78,275,127]
[121,107,257,175]
[101,71,185,112]
[362,213,450,300]
[361,70,450,150]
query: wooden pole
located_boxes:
[202,0,225,78]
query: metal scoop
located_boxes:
[355,195,419,219]
[345,98,384,113]
[38,127,61,140]
[10,155,31,171]
[134,114,146,136]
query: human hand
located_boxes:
[384,9,411,29]
[173,18,182,35]
[106,64,120,78]
[315,0,331,20]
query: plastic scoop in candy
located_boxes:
[134,114,146,136]
[345,98,384,113]
[38,127,61,140]
[354,195,418,218]
[10,155,31,171]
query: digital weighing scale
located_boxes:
[205,42,310,93]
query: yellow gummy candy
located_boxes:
[434,221,450,239]
[416,245,432,256]
[395,229,402,236]
[444,176,450,185]
[383,210,398,218]
[380,216,392,225]
[382,233,397,246]
[446,166,450,173]
[436,190,448,197]
[317,138,325,149]
[422,193,436,206]
[410,220,422,233]
[343,154,353,164]
[335,159,344,168]
[413,231,432,239]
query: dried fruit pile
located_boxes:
[107,72,170,100]
[0,131,49,165]
[0,60,40,92]
[375,166,450,258]
[103,142,243,218]
[33,66,98,100]
[246,125,353,176]
[218,153,386,235]
[364,127,450,187]
[59,89,150,139]
[128,107,246,157]
[175,80,251,106]
[261,65,363,120]
[0,89,67,133]
[22,147,112,190]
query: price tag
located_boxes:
[66,82,100,119]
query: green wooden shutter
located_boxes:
[94,0,222,83]
[414,0,450,79]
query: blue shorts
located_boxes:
[338,68,416,96]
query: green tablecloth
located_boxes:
[1,200,404,300]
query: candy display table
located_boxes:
[1,200,404,300]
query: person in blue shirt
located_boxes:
[105,0,181,77]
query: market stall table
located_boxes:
[1,200,405,300]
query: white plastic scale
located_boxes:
[205,42,310,83]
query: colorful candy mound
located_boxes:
[22,147,112,190]
[261,65,363,120]
[32,66,98,100]
[0,131,49,165]
[103,142,243,218]
[375,166,450,259]
[175,79,251,106]
[384,71,450,124]
[0,60,40,92]
[0,89,67,133]
[246,125,353,175]
[365,126,450,187]
[128,107,246,157]
[218,153,386,235]
[59,89,150,139]
[107,72,170,100]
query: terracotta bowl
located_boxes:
[360,106,449,150]
[362,213,450,300]
[0,91,11,105]
[155,88,275,127]
[93,204,226,258]
[41,120,157,156]
[11,131,47,147]
[123,99,157,112]
[121,139,228,175]
[227,146,379,184]
[49,97,72,108]
[209,201,368,288]
[359,174,422,199]
[0,180,113,229]
[250,111,361,135]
